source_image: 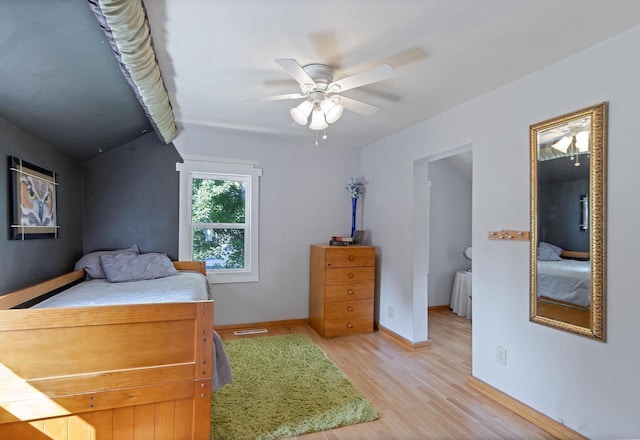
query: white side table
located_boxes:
[450,270,472,319]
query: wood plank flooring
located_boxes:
[216,309,555,439]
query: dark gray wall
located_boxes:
[539,179,589,252]
[82,133,181,258]
[0,118,83,295]
[538,157,590,252]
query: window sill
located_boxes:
[206,272,259,284]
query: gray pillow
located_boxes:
[538,245,562,261]
[100,252,178,283]
[540,241,563,256]
[74,245,140,279]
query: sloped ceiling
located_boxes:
[0,0,152,162]
[2,1,640,161]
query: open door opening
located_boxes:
[426,149,473,367]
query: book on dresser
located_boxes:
[309,244,376,338]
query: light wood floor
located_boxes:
[216,309,555,439]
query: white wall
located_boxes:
[428,156,472,306]
[360,25,640,438]
[174,125,362,325]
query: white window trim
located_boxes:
[177,160,262,283]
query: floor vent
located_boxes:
[233,329,268,336]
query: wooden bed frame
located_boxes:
[537,297,590,328]
[0,261,214,440]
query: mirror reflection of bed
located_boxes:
[536,125,592,327]
[537,242,590,327]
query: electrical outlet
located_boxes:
[496,346,507,365]
[387,305,395,318]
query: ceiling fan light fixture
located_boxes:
[309,107,328,130]
[271,58,395,143]
[290,100,313,125]
[320,98,343,124]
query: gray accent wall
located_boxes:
[539,179,590,252]
[538,157,590,252]
[82,133,181,258]
[0,117,83,295]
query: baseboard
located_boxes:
[466,375,586,440]
[214,318,309,332]
[428,305,451,311]
[377,324,431,350]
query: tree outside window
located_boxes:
[191,177,247,271]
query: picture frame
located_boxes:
[353,229,366,245]
[8,156,59,240]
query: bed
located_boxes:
[537,258,591,307]
[0,258,224,440]
[536,252,591,328]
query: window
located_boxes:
[177,160,261,283]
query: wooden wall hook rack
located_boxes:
[488,230,530,241]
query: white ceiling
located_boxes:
[144,0,640,148]
[3,1,640,161]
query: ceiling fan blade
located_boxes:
[336,96,379,116]
[261,93,306,101]
[275,58,316,87]
[328,64,395,93]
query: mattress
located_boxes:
[537,259,590,307]
[33,271,210,308]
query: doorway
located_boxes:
[428,151,473,310]
[411,146,472,344]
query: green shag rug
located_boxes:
[211,334,378,440]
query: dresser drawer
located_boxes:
[309,244,376,338]
[325,267,375,285]
[325,247,375,268]
[325,299,374,319]
[324,315,374,338]
[324,284,373,302]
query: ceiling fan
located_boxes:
[264,58,395,142]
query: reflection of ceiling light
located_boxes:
[575,131,589,151]
[551,130,590,153]
[552,136,572,153]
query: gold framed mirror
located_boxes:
[529,102,607,341]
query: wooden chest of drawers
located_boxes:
[309,244,375,338]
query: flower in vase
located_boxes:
[346,177,365,237]
[346,177,364,199]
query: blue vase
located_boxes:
[351,197,357,237]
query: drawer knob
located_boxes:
[347,323,353,329]
[347,272,354,279]
[347,289,354,295]
[347,306,353,312]
[348,255,355,261]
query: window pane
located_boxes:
[193,228,245,270]
[191,178,246,223]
